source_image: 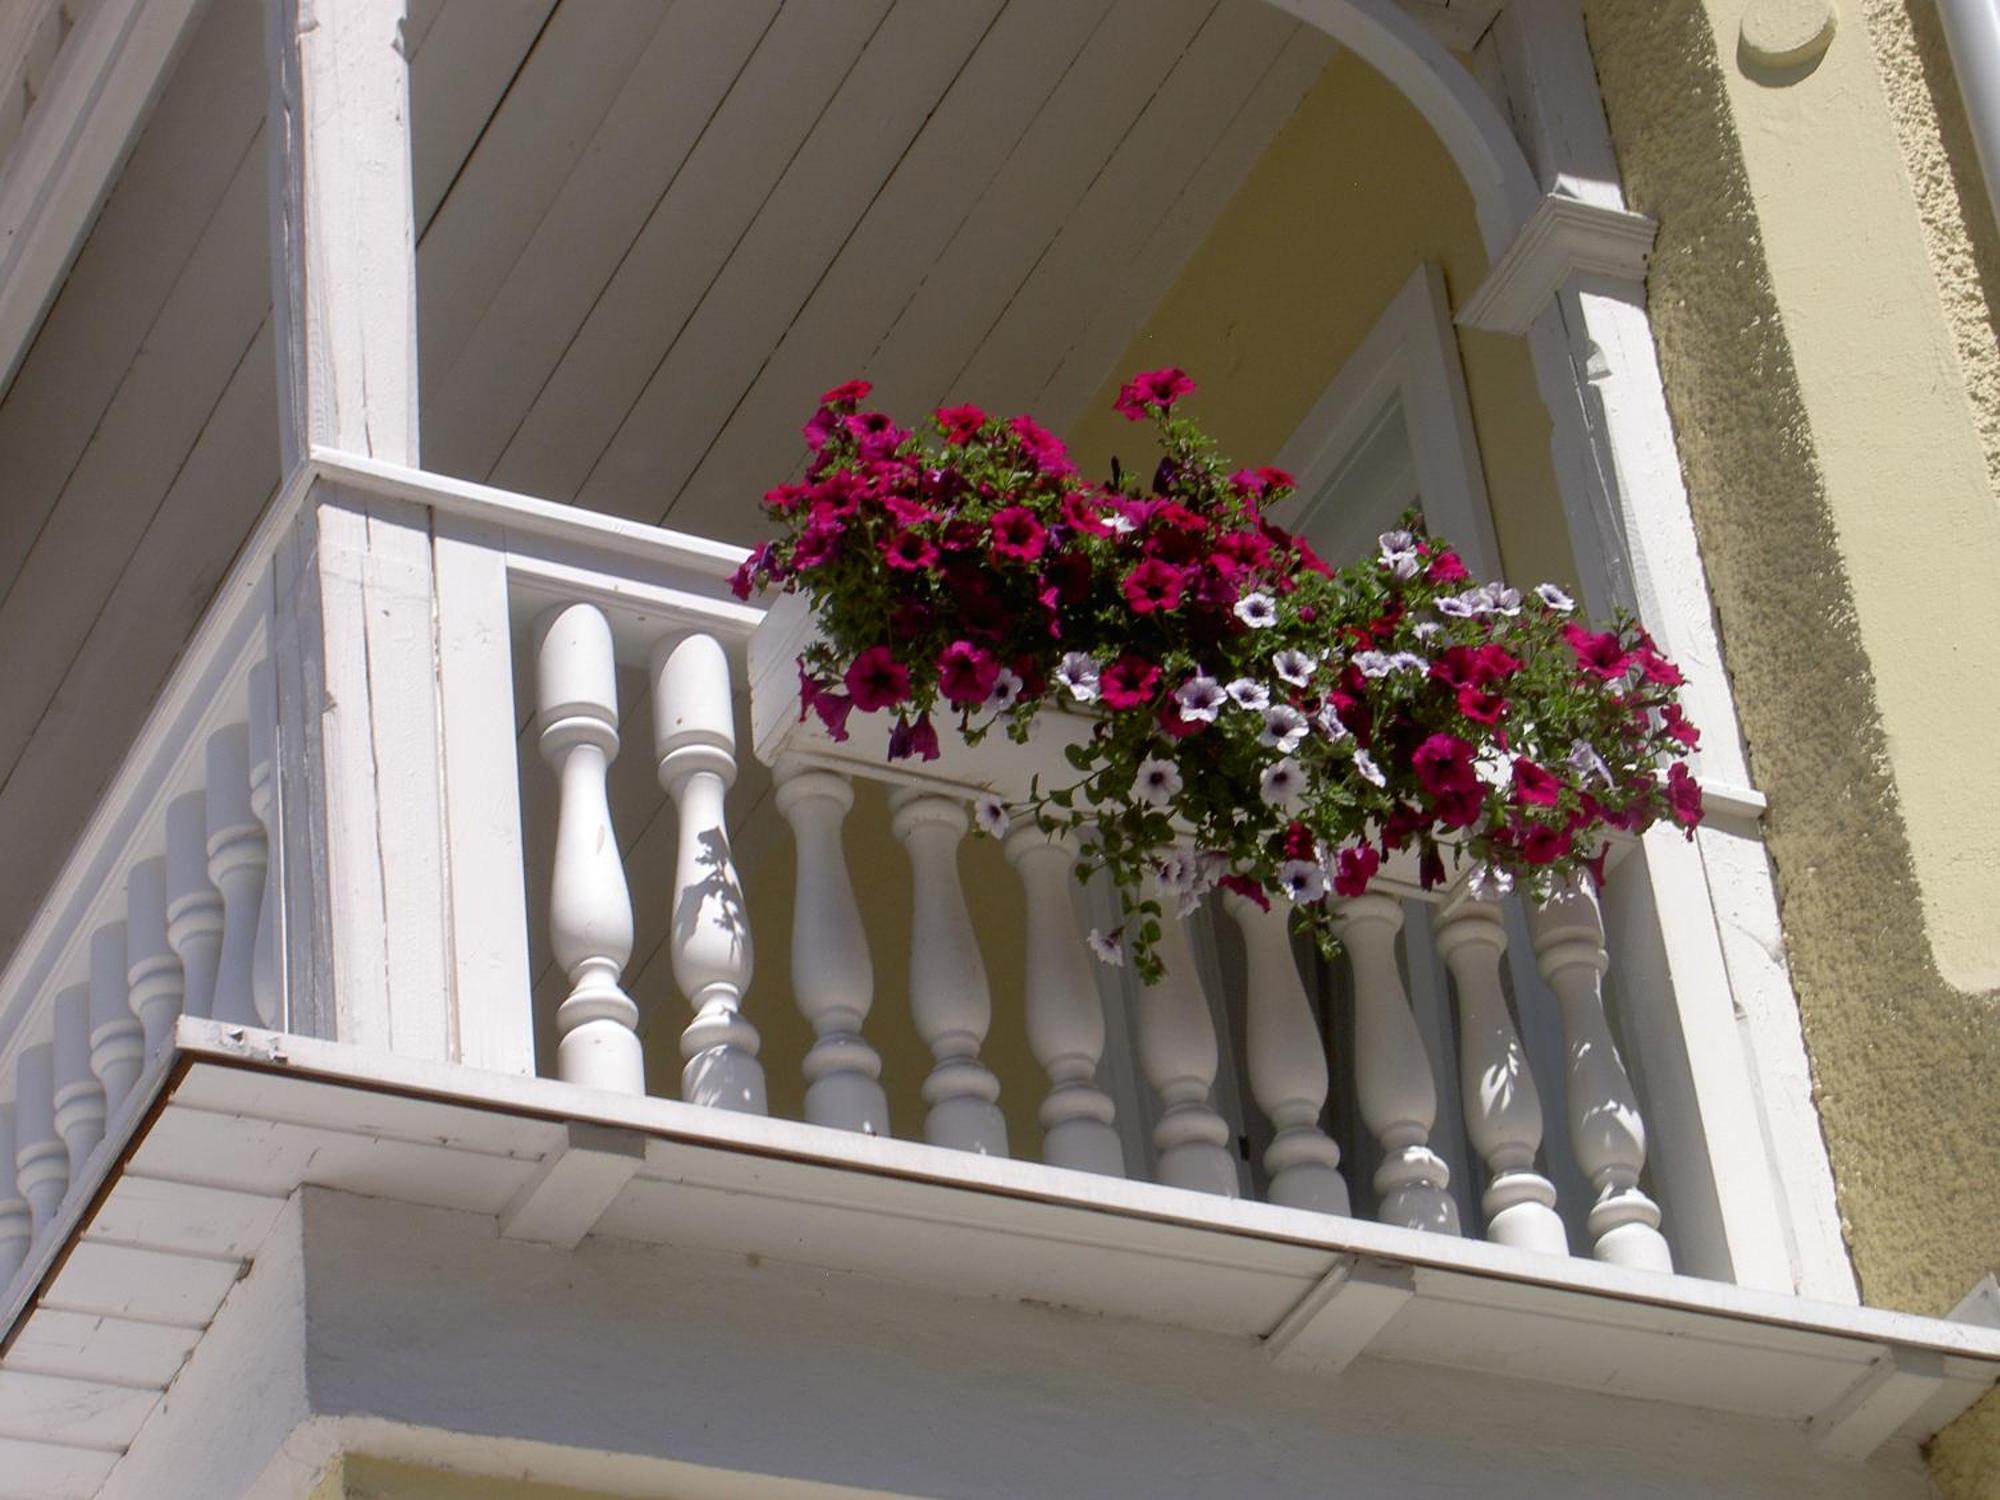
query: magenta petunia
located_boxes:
[1332,844,1381,899]
[1512,758,1563,807]
[844,646,911,713]
[1113,367,1196,421]
[820,378,873,408]
[1666,760,1704,831]
[935,403,987,444]
[1218,873,1270,911]
[1520,823,1573,865]
[1100,653,1160,710]
[1008,414,1077,476]
[888,711,941,763]
[1413,733,1478,797]
[1563,623,1633,681]
[1426,549,1470,585]
[1122,558,1187,615]
[880,528,938,572]
[989,506,1048,563]
[937,640,1000,706]
[1661,703,1702,749]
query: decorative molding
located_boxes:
[1456,190,1658,335]
[1395,0,1503,53]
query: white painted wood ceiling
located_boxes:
[412,0,1332,542]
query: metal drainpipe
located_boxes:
[1937,0,2000,233]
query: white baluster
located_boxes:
[14,1046,65,1234]
[89,922,143,1112]
[1135,866,1237,1197]
[1434,893,1566,1253]
[889,789,1007,1155]
[206,725,266,1027]
[1004,824,1123,1177]
[536,602,641,1095]
[166,791,223,1022]
[1224,892,1348,1214]
[774,761,886,1134]
[248,659,282,1028]
[0,1108,29,1283]
[1530,876,1672,1271]
[126,858,184,1060]
[653,633,764,1115]
[53,984,106,1179]
[1332,893,1460,1234]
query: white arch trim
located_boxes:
[1261,0,1542,258]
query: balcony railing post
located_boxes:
[1530,875,1672,1272]
[775,761,887,1136]
[1434,892,1566,1254]
[165,791,223,1023]
[1004,824,1124,1178]
[53,982,105,1182]
[126,859,185,1060]
[247,657,282,1028]
[13,1046,63,1234]
[1134,860,1237,1198]
[0,1110,26,1283]
[1333,893,1460,1235]
[1224,891,1349,1214]
[890,789,1008,1156]
[205,724,266,1029]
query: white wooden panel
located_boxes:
[42,1241,241,1328]
[859,0,1213,422]
[0,1368,157,1449]
[126,1104,539,1213]
[414,0,670,403]
[406,0,558,229]
[955,0,1297,413]
[422,0,779,481]
[1033,24,1332,425]
[83,1176,287,1261]
[664,0,1116,530]
[0,1434,118,1500]
[5,1309,201,1387]
[489,0,893,504]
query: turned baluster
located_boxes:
[653,633,764,1115]
[0,1108,28,1283]
[14,1046,65,1233]
[126,858,185,1060]
[1223,892,1348,1214]
[774,761,886,1134]
[166,791,224,1022]
[53,983,106,1180]
[1135,863,1237,1196]
[91,922,143,1109]
[1529,876,1672,1271]
[206,725,266,1028]
[889,789,1007,1155]
[1332,893,1460,1234]
[536,602,641,1095]
[1004,824,1123,1177]
[1434,893,1566,1253]
[248,659,282,1027]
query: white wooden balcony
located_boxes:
[0,451,1995,1498]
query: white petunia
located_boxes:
[1535,582,1576,612]
[1194,849,1231,890]
[1378,528,1416,553]
[1488,585,1523,616]
[1173,674,1226,723]
[1260,757,1306,808]
[1086,928,1125,966]
[1314,702,1351,741]
[1458,585,1498,616]
[1279,859,1328,903]
[1226,678,1271,712]
[1568,738,1614,786]
[1436,593,1477,619]
[1354,650,1397,679]
[1410,617,1443,640]
[1133,757,1183,808]
[1106,512,1138,535]
[1154,848,1197,892]
[1273,648,1318,687]
[1055,652,1101,703]
[1233,591,1279,629]
[1378,529,1421,580]
[1260,704,1309,753]
[975,795,1010,838]
[1468,863,1516,901]
[1353,749,1387,788]
[986,667,1025,712]
[1387,651,1429,675]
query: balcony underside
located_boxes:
[0,1017,1992,1498]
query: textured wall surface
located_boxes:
[1580,2,1999,1490]
[1066,46,1577,589]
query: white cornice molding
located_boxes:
[1395,0,1504,53]
[0,0,202,400]
[1456,190,1658,335]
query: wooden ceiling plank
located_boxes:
[0,138,270,805]
[414,0,671,412]
[0,325,275,961]
[406,0,559,232]
[574,0,1016,523]
[422,0,780,481]
[0,0,264,603]
[484,0,894,505]
[3,1308,200,1389]
[853,0,1216,430]
[0,1437,115,1500]
[1033,26,1333,429]
[0,1368,157,1451]
[661,0,1119,536]
[41,1241,241,1330]
[953,0,1299,418]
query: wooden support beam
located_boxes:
[1263,1257,1416,1374]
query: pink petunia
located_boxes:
[935,403,987,444]
[888,712,941,763]
[937,640,1000,706]
[1414,733,1479,797]
[989,506,1048,563]
[1332,845,1381,900]
[1666,761,1704,831]
[1100,653,1160,710]
[1563,623,1633,681]
[1122,558,1187,615]
[1512,758,1563,807]
[880,529,938,572]
[844,646,910,713]
[820,378,873,408]
[1113,367,1196,421]
[1009,414,1077,476]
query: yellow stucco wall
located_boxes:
[1066,46,1576,591]
[1580,3,2000,1491]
